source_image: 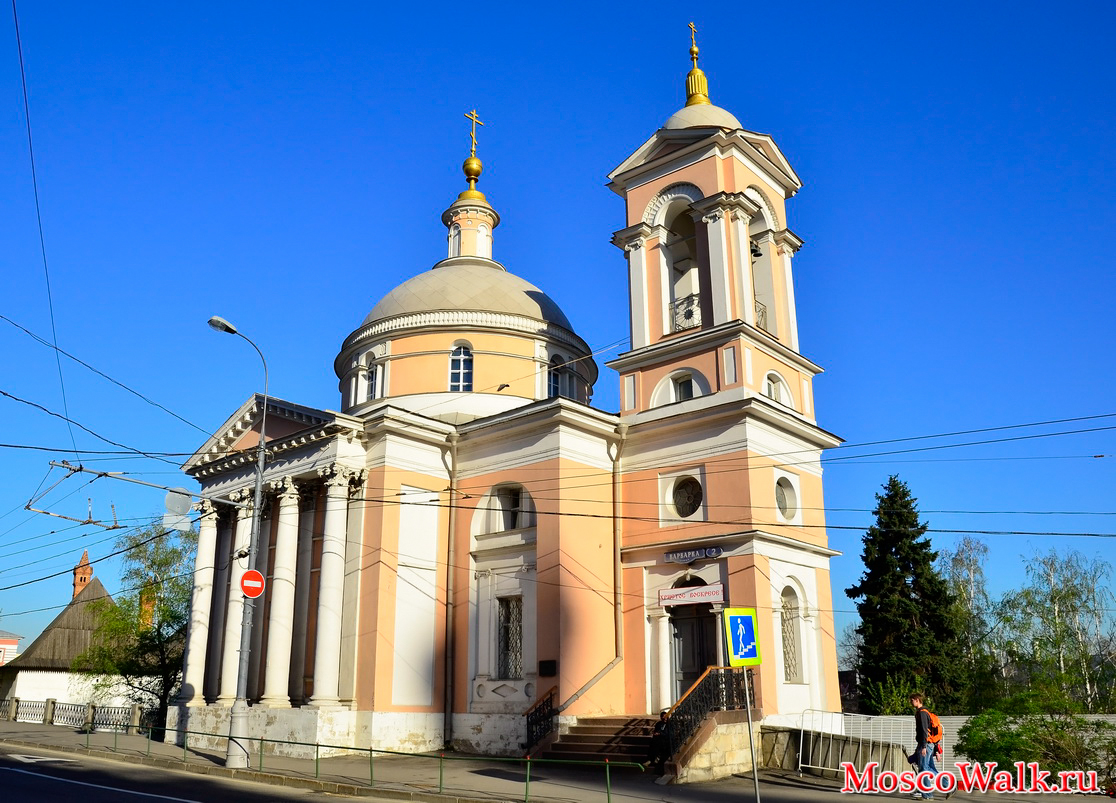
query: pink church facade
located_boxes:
[172,39,841,755]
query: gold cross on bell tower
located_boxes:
[464,109,484,157]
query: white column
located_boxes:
[780,243,800,351]
[247,500,273,700]
[731,211,756,327]
[179,500,218,705]
[308,464,351,707]
[700,209,733,325]
[626,239,650,349]
[259,479,300,707]
[289,492,315,705]
[653,610,673,712]
[217,490,252,705]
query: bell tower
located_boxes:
[606,27,818,421]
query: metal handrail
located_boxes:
[524,684,559,751]
[664,666,756,756]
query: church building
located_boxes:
[172,33,842,755]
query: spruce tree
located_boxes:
[845,475,961,712]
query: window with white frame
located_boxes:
[764,373,791,407]
[548,356,564,398]
[781,586,802,682]
[365,364,380,401]
[673,373,694,401]
[449,345,473,392]
[497,596,523,679]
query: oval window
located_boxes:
[672,476,703,518]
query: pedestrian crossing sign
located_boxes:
[723,607,761,667]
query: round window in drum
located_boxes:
[775,477,798,520]
[672,476,703,518]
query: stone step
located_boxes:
[566,724,654,737]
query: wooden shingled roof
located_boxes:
[1,577,113,672]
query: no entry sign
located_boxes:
[241,569,265,599]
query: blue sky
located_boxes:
[2,1,1114,653]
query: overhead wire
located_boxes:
[9,0,79,459]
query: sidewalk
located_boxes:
[0,718,848,802]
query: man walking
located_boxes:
[910,692,939,799]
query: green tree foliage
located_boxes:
[996,549,1116,713]
[845,475,961,713]
[938,537,1002,710]
[75,523,197,729]
[956,709,1116,786]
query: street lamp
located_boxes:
[207,314,268,769]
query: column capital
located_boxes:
[610,222,653,252]
[268,476,301,502]
[229,488,254,517]
[690,191,759,223]
[318,464,364,493]
[774,227,804,255]
[197,499,219,520]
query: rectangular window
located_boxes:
[366,365,379,401]
[497,596,523,680]
[497,487,522,531]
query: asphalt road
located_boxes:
[0,744,325,803]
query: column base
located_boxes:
[257,698,292,709]
[305,697,341,709]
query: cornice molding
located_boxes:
[339,309,591,361]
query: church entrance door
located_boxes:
[670,600,718,701]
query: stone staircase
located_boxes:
[536,716,657,766]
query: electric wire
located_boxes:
[9,0,79,459]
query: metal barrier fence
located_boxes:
[797,711,969,778]
[77,724,645,803]
[1,697,152,733]
[53,702,87,728]
[15,699,46,724]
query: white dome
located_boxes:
[363,257,575,332]
[663,104,742,131]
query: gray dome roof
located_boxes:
[663,104,742,131]
[363,258,575,331]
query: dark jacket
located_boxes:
[914,706,931,747]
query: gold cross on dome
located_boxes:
[689,21,697,48]
[464,109,484,157]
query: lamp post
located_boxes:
[207,315,268,769]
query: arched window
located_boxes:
[781,586,802,682]
[477,224,491,259]
[483,485,534,532]
[449,346,473,392]
[548,356,564,398]
[365,364,380,401]
[449,224,462,257]
[673,373,694,401]
[764,373,792,408]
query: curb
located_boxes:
[0,737,513,803]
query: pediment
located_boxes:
[183,394,335,472]
[608,127,801,197]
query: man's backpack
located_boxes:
[924,709,943,744]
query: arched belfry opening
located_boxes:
[668,575,719,699]
[746,190,778,336]
[664,207,703,333]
